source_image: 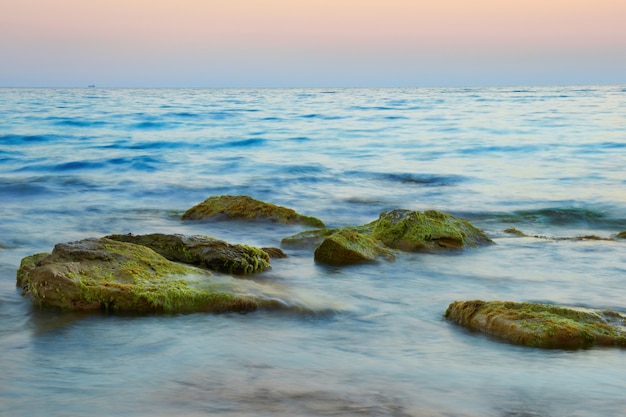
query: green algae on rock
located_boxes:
[16,237,286,313]
[445,300,626,349]
[372,209,493,251]
[281,228,340,249]
[314,228,395,266]
[181,195,324,227]
[106,233,271,274]
[503,227,528,236]
[281,223,376,250]
[616,231,626,239]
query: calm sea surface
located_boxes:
[1,86,626,416]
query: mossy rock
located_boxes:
[16,237,292,314]
[616,231,626,239]
[281,223,374,249]
[314,228,396,266]
[371,209,493,251]
[503,227,528,237]
[281,228,340,249]
[260,247,287,258]
[445,300,626,349]
[106,233,270,274]
[181,195,324,227]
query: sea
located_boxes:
[1,86,625,417]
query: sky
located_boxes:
[1,0,625,87]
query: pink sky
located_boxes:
[1,0,625,87]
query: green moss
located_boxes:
[616,231,626,239]
[18,238,266,314]
[74,274,258,313]
[281,228,340,249]
[181,195,325,227]
[16,252,49,290]
[445,300,626,349]
[504,228,527,236]
[372,209,492,251]
[105,234,271,275]
[314,228,395,266]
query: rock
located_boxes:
[616,231,626,239]
[261,247,287,258]
[371,209,493,251]
[16,237,292,313]
[504,228,615,242]
[105,233,270,274]
[181,195,324,227]
[314,228,395,266]
[504,227,527,236]
[281,228,339,249]
[445,300,626,349]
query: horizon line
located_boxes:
[1,82,624,89]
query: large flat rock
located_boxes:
[445,300,626,349]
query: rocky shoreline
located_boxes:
[16,195,626,350]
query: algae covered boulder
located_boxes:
[616,231,626,239]
[314,228,395,266]
[372,209,493,251]
[445,300,626,349]
[16,237,291,313]
[182,195,324,227]
[281,228,340,249]
[106,233,271,274]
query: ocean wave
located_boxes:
[512,207,607,225]
[298,113,345,120]
[52,118,108,128]
[166,112,199,118]
[213,138,267,148]
[52,161,107,171]
[457,144,542,155]
[97,140,199,151]
[0,175,105,198]
[467,207,626,229]
[0,179,51,197]
[15,156,162,173]
[132,121,173,130]
[0,134,60,145]
[345,171,464,187]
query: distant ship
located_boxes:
[88,84,96,88]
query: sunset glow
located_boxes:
[1,0,625,86]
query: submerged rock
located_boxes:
[106,233,271,274]
[281,209,491,265]
[260,247,287,258]
[281,228,340,249]
[16,237,292,313]
[372,209,493,251]
[445,300,626,349]
[181,195,325,227]
[504,228,617,242]
[314,228,395,266]
[503,227,527,237]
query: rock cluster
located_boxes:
[16,237,270,313]
[15,194,626,350]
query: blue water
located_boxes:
[1,86,626,416]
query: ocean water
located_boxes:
[1,86,626,417]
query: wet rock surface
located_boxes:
[372,209,494,251]
[445,300,626,349]
[182,195,325,227]
[16,237,294,314]
[105,233,271,274]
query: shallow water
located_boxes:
[1,86,626,416]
